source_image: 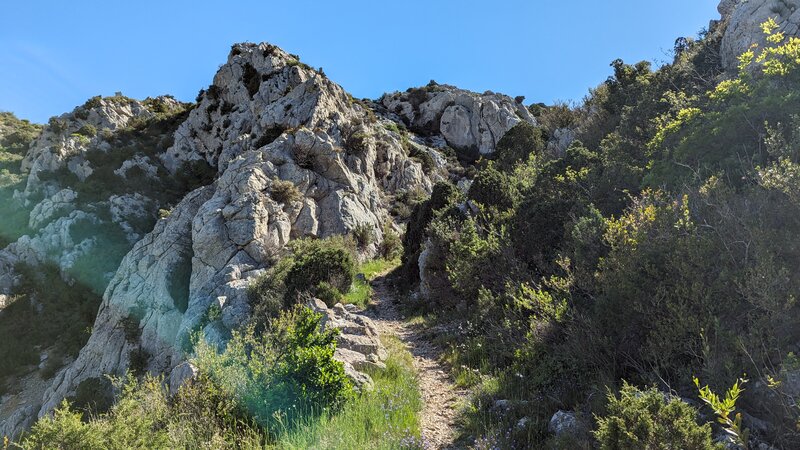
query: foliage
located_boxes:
[399,181,463,284]
[695,377,750,449]
[492,121,546,169]
[594,383,719,450]
[342,258,400,308]
[284,237,356,301]
[194,306,352,433]
[18,375,263,449]
[379,222,403,261]
[250,236,356,321]
[352,223,375,250]
[273,336,423,449]
[395,20,800,448]
[269,178,302,204]
[0,264,100,389]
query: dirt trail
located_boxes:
[365,275,467,450]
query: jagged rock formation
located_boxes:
[380,83,535,156]
[719,0,800,72]
[0,95,193,297]
[0,41,532,435]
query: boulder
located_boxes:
[548,410,583,437]
[168,362,199,396]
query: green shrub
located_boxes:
[346,131,370,155]
[493,121,546,169]
[467,162,518,211]
[0,264,100,387]
[75,124,97,138]
[250,237,356,319]
[400,182,463,284]
[380,223,403,261]
[352,223,375,250]
[595,383,719,450]
[67,376,115,417]
[284,237,356,302]
[316,281,343,307]
[19,374,262,449]
[195,305,352,433]
[249,257,293,321]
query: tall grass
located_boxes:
[271,336,425,449]
[342,258,399,307]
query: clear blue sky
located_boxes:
[0,1,720,124]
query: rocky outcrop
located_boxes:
[0,42,535,434]
[37,43,437,418]
[719,0,800,72]
[380,83,535,155]
[0,95,191,300]
[309,299,387,390]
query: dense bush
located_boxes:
[19,374,263,449]
[492,121,545,169]
[0,264,100,389]
[250,237,356,320]
[195,305,352,433]
[399,182,463,284]
[399,19,800,449]
[20,322,422,450]
[595,384,719,450]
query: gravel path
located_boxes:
[365,274,466,450]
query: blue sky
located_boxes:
[1,1,720,124]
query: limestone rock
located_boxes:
[168,362,199,396]
[36,42,434,421]
[309,298,387,390]
[380,84,536,154]
[548,410,581,436]
[719,0,800,73]
[0,40,538,436]
[547,127,576,157]
[28,189,77,229]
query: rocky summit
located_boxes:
[0,42,531,436]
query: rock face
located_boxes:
[0,95,192,298]
[309,299,387,389]
[0,42,535,435]
[37,42,439,418]
[719,0,800,72]
[380,83,535,155]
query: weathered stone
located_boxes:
[548,410,581,436]
[381,85,536,154]
[719,0,800,73]
[168,362,199,396]
[309,299,387,390]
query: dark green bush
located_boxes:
[0,264,100,387]
[400,182,463,284]
[380,223,403,261]
[493,121,545,169]
[467,162,518,211]
[284,237,356,301]
[315,281,343,307]
[67,376,115,417]
[250,237,356,320]
[352,223,375,250]
[75,124,97,138]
